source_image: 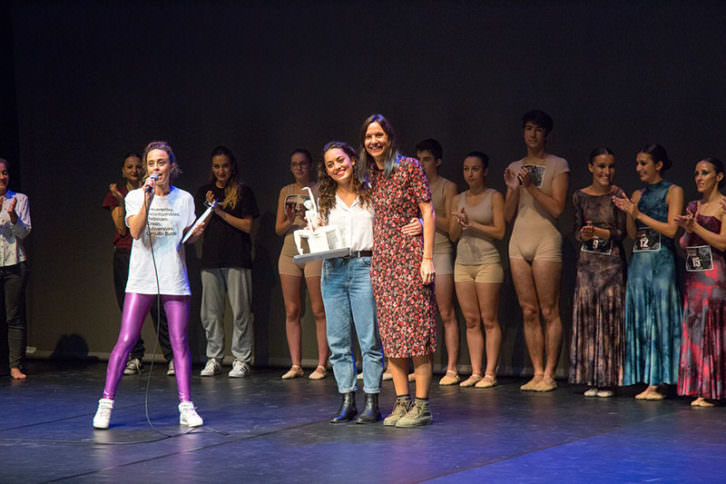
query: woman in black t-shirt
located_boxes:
[196,146,259,378]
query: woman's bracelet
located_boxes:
[423,256,433,260]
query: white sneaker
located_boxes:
[357,372,363,380]
[179,401,204,427]
[93,398,114,429]
[167,360,175,376]
[200,359,221,377]
[228,360,250,378]
[123,358,142,375]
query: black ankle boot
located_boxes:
[356,393,381,424]
[330,392,357,423]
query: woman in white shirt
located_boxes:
[0,158,31,380]
[318,141,383,424]
[93,141,206,429]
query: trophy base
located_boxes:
[293,248,352,265]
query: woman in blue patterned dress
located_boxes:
[675,157,726,407]
[612,144,683,400]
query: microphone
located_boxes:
[145,173,159,193]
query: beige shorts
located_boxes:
[278,253,322,278]
[454,263,504,284]
[433,252,453,276]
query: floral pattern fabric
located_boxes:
[370,157,437,358]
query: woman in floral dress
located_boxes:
[360,114,437,428]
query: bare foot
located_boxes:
[10,368,27,380]
[520,374,543,391]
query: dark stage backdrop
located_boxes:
[7,1,726,375]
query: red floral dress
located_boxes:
[370,157,438,358]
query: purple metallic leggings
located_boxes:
[103,293,192,402]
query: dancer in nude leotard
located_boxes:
[504,110,569,392]
[416,139,459,385]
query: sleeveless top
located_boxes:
[430,177,453,254]
[455,188,501,266]
[636,180,674,250]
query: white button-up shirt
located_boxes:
[0,190,31,267]
[326,194,374,252]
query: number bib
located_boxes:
[581,237,612,255]
[686,245,713,272]
[633,228,661,252]
[522,164,546,188]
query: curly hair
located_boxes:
[318,141,372,222]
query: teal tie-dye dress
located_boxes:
[623,180,682,385]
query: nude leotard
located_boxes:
[507,155,569,262]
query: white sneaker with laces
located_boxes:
[93,398,114,429]
[228,360,250,378]
[123,358,142,375]
[200,359,221,377]
[179,401,204,427]
[167,360,175,376]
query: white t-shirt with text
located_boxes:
[124,186,196,295]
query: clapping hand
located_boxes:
[612,193,637,217]
[504,167,519,189]
[517,166,532,187]
[580,220,595,241]
[675,203,698,233]
[6,196,17,224]
[109,183,124,202]
[452,207,470,228]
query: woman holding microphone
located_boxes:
[93,141,206,429]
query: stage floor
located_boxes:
[2,361,725,483]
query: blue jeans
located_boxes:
[321,256,383,394]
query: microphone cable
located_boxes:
[140,187,229,439]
